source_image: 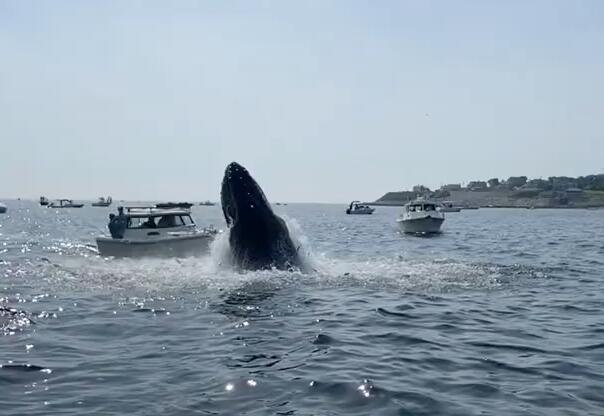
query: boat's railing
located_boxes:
[121,206,192,214]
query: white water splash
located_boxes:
[2,213,508,294]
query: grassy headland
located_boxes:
[371,175,604,208]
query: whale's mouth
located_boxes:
[221,162,272,227]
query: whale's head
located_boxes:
[221,161,274,228]
[220,161,300,270]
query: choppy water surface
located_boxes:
[1,200,603,415]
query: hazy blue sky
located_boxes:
[1,1,603,202]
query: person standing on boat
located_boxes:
[108,207,128,239]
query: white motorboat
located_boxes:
[96,205,218,258]
[0,203,6,214]
[397,199,445,234]
[346,201,375,215]
[92,196,113,207]
[49,199,84,208]
[437,201,461,213]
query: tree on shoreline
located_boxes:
[487,178,500,188]
[506,176,527,189]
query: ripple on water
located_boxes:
[1,203,603,415]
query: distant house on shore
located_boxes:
[565,188,584,200]
[467,181,487,191]
[526,179,551,190]
[441,184,462,191]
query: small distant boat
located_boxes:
[155,202,194,209]
[275,202,288,206]
[39,196,49,206]
[397,198,444,234]
[437,201,461,213]
[199,201,216,206]
[91,196,113,207]
[460,205,479,210]
[48,199,84,208]
[0,203,6,214]
[346,201,375,215]
[96,205,218,258]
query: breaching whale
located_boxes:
[220,162,302,271]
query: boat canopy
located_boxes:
[155,202,193,209]
[120,206,191,218]
[349,200,367,208]
[405,199,438,211]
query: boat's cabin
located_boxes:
[349,201,368,210]
[108,206,197,239]
[405,201,438,213]
[126,212,195,229]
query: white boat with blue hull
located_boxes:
[397,199,445,234]
[96,206,218,258]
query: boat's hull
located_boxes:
[96,233,214,258]
[0,205,6,214]
[91,203,112,207]
[397,216,444,234]
[346,209,375,215]
[49,204,84,208]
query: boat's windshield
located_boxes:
[127,215,194,229]
[408,203,436,212]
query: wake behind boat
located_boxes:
[397,198,445,234]
[96,205,218,258]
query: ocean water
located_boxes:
[1,200,603,415]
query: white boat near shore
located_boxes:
[397,199,445,234]
[437,201,461,213]
[96,205,218,258]
[346,201,375,215]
